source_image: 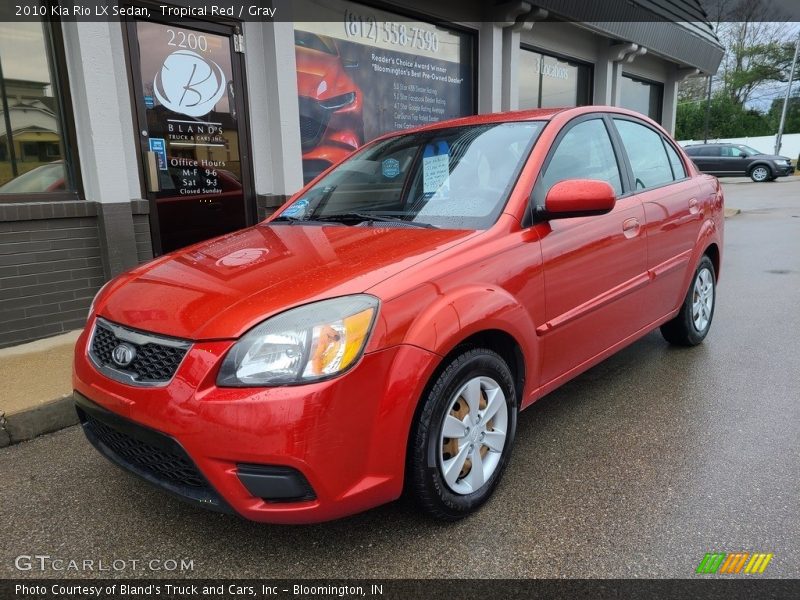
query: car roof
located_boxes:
[375,105,662,140]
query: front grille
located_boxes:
[83,412,206,488]
[75,392,232,514]
[89,318,190,386]
[298,96,330,151]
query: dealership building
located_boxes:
[0,0,723,348]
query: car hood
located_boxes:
[295,46,354,100]
[752,154,791,161]
[98,224,474,340]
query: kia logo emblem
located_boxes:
[111,343,137,368]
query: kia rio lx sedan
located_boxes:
[74,107,723,523]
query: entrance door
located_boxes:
[126,18,253,254]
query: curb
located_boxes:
[0,393,78,448]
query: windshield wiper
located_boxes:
[269,215,331,226]
[312,213,437,228]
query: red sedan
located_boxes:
[74,107,723,523]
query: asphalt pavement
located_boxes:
[1,178,798,579]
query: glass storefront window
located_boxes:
[519,48,592,109]
[0,21,76,197]
[293,0,475,184]
[621,74,663,122]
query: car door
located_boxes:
[691,146,721,174]
[533,116,648,386]
[719,145,750,175]
[611,117,703,319]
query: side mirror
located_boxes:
[540,179,616,219]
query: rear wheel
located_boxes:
[408,348,517,521]
[750,165,771,182]
[660,255,716,346]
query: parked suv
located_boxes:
[684,143,795,182]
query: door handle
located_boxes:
[622,217,640,239]
[689,198,700,215]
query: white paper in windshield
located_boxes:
[423,142,450,197]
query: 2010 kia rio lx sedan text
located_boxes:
[74,107,723,523]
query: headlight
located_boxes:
[319,92,356,110]
[217,295,378,387]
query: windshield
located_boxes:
[274,122,544,229]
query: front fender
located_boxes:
[375,285,538,400]
[406,285,535,353]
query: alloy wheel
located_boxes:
[439,376,508,495]
[751,166,769,182]
[692,267,714,332]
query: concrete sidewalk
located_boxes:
[0,330,80,447]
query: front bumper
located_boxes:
[73,319,440,523]
[776,165,795,177]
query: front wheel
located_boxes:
[750,165,771,182]
[408,348,518,521]
[660,255,716,346]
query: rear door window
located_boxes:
[663,142,687,180]
[613,119,674,190]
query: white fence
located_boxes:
[677,133,800,160]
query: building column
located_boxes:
[478,22,503,114]
[501,27,521,111]
[662,73,679,134]
[594,46,614,106]
[663,67,701,134]
[243,21,303,218]
[61,21,142,278]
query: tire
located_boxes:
[749,165,771,182]
[408,348,518,521]
[660,255,716,346]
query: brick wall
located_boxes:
[131,200,153,263]
[0,200,155,348]
[0,202,104,347]
[256,194,289,221]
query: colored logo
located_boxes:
[148,137,168,171]
[281,198,309,218]
[111,343,137,368]
[154,50,227,117]
[215,248,269,267]
[382,158,400,178]
[696,552,773,574]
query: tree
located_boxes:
[676,0,797,139]
[676,93,771,140]
[768,94,800,134]
[707,0,795,106]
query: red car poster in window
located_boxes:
[294,0,474,183]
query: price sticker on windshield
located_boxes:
[423,141,450,196]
